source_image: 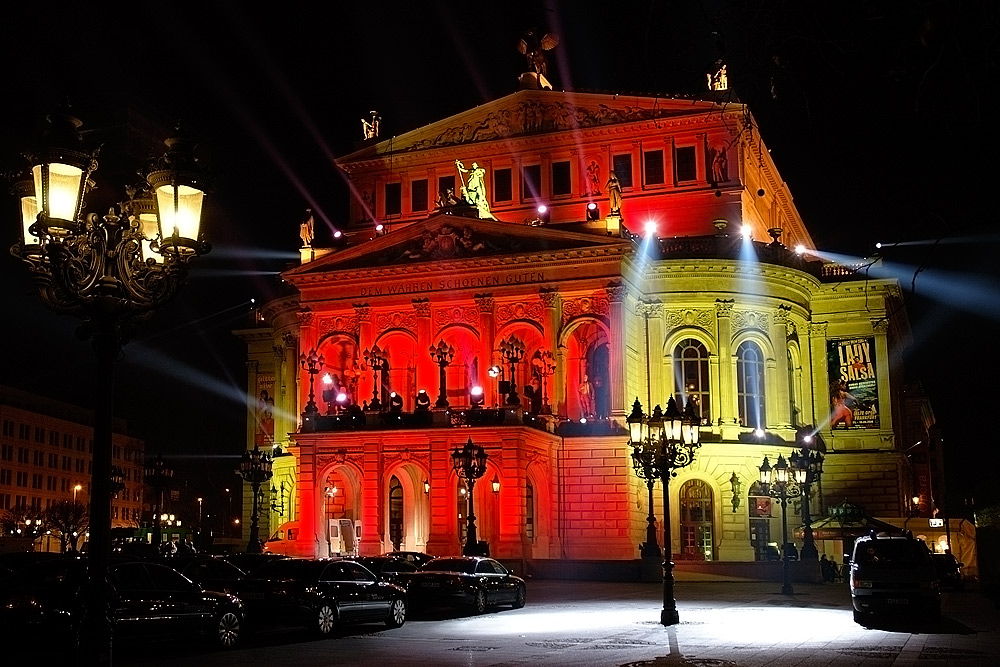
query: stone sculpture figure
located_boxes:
[455,159,498,220]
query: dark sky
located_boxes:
[1,1,997,512]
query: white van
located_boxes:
[263,521,311,557]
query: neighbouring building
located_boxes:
[237,83,971,573]
[0,385,145,551]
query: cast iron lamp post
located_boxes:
[363,344,387,411]
[144,455,174,550]
[627,396,701,626]
[451,438,489,556]
[531,349,556,414]
[299,347,325,422]
[759,454,801,595]
[628,401,660,559]
[240,444,274,553]
[789,436,824,559]
[429,339,455,408]
[498,334,525,406]
[11,109,208,666]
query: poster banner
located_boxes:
[826,337,879,430]
[255,373,275,444]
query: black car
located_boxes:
[357,556,419,588]
[220,552,289,576]
[0,556,243,650]
[161,554,250,596]
[932,553,965,589]
[383,551,436,569]
[406,556,525,614]
[240,558,407,635]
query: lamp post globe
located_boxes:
[239,444,274,553]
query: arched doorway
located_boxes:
[383,464,430,553]
[679,479,714,560]
[388,476,403,552]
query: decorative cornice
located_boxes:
[562,293,610,325]
[318,449,365,472]
[605,282,626,303]
[383,448,431,469]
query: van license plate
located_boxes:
[888,598,908,605]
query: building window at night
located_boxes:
[643,149,664,185]
[411,179,428,212]
[525,481,534,540]
[384,182,402,217]
[673,339,711,424]
[748,482,773,561]
[674,145,697,183]
[438,175,456,202]
[736,340,766,428]
[552,160,571,196]
[493,168,512,202]
[521,164,541,200]
[613,153,633,188]
[679,479,714,560]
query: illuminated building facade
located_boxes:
[0,386,145,549]
[239,90,961,568]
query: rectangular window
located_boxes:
[675,146,697,182]
[17,448,28,464]
[493,168,512,202]
[613,154,633,188]
[438,176,455,203]
[643,150,664,185]
[411,179,428,212]
[521,164,541,200]
[384,183,402,216]
[34,427,44,443]
[552,161,571,196]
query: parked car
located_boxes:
[161,554,250,596]
[221,552,289,577]
[849,533,940,625]
[384,551,436,569]
[0,556,243,650]
[239,558,407,635]
[932,553,965,589]
[406,556,525,614]
[0,551,65,585]
[357,556,419,587]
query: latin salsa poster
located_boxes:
[826,337,879,430]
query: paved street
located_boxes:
[114,580,999,667]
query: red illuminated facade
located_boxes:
[238,90,962,568]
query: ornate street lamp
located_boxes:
[10,109,209,667]
[498,334,525,406]
[363,344,387,411]
[628,399,660,559]
[531,349,556,414]
[789,434,824,559]
[451,438,489,556]
[144,455,174,551]
[299,347,325,420]
[429,339,455,408]
[628,396,701,626]
[759,454,801,595]
[270,481,286,516]
[239,444,274,553]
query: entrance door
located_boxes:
[679,479,714,560]
[388,476,403,552]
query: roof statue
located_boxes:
[299,208,315,247]
[455,159,499,221]
[707,60,728,91]
[517,30,558,90]
[361,110,381,140]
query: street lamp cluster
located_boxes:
[498,334,525,405]
[757,438,824,596]
[144,454,175,550]
[451,438,489,556]
[627,396,701,626]
[11,109,210,666]
[239,444,274,553]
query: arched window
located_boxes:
[388,476,403,552]
[736,340,766,428]
[787,348,799,426]
[679,479,714,560]
[673,339,710,423]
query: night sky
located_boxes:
[1,1,997,515]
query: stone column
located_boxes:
[809,322,829,432]
[715,299,737,438]
[355,304,373,406]
[297,310,315,425]
[281,333,298,437]
[245,360,259,448]
[494,435,524,558]
[638,300,663,407]
[359,439,384,556]
[475,294,496,405]
[771,305,793,429]
[412,299,432,404]
[424,435,457,556]
[606,283,627,417]
[295,439,321,558]
[539,288,561,412]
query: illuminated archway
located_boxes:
[679,478,715,560]
[319,462,362,556]
[383,460,430,553]
[560,317,610,419]
[432,324,480,408]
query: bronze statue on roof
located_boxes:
[517,30,558,90]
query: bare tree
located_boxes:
[44,501,90,553]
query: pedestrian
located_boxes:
[821,554,834,582]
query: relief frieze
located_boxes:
[318,314,360,337]
[376,310,418,335]
[664,308,713,329]
[561,294,610,324]
[434,306,480,328]
[732,310,770,333]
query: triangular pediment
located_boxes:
[283,213,630,281]
[338,90,738,163]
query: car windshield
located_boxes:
[421,558,476,574]
[856,539,930,565]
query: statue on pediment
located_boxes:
[456,160,499,221]
[299,208,314,247]
[517,30,558,90]
[361,110,381,140]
